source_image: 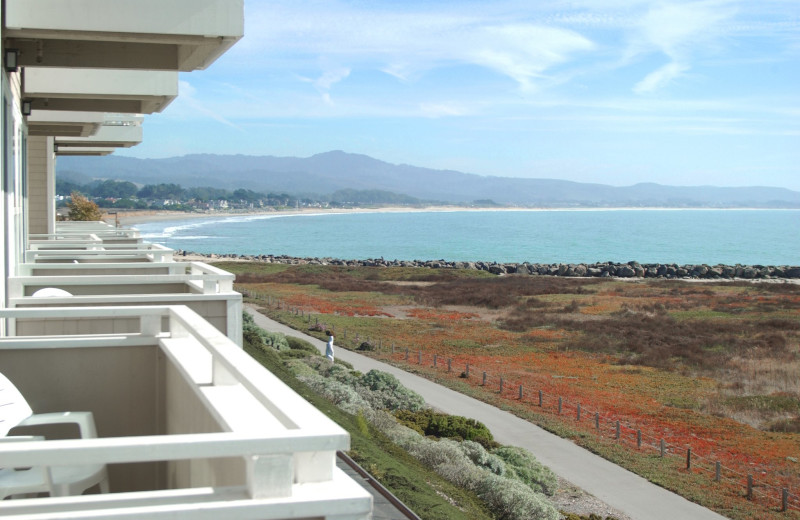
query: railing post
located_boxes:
[595,412,599,430]
[448,358,452,372]
[637,429,641,449]
[615,421,620,440]
[538,390,543,407]
[558,397,563,415]
[418,350,422,364]
[714,461,720,482]
[433,354,438,367]
[783,488,789,512]
[482,372,487,386]
[499,377,504,393]
[660,439,665,457]
[519,384,523,400]
[466,364,470,377]
[687,448,692,470]
[746,474,753,500]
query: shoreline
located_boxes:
[176,251,800,282]
[110,205,799,226]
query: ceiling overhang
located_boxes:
[26,110,105,137]
[4,0,243,71]
[55,146,117,156]
[55,124,143,148]
[23,68,178,114]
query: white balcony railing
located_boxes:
[0,305,371,520]
[12,261,234,293]
[6,265,241,343]
[25,243,174,263]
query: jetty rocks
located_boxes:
[181,251,800,280]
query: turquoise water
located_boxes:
[135,209,800,266]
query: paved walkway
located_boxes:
[246,306,729,520]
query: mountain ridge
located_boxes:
[56,151,800,208]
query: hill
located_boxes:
[57,151,800,208]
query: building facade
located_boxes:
[0,2,372,518]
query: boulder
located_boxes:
[617,265,636,277]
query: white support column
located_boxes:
[246,453,293,499]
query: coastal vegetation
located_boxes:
[225,261,800,520]
[242,312,577,520]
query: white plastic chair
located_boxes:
[0,372,110,499]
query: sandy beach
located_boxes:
[109,205,502,226]
[108,205,779,227]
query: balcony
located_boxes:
[25,243,174,263]
[7,262,241,342]
[0,306,371,519]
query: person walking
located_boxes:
[325,331,334,363]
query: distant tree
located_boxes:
[91,179,137,199]
[232,188,262,202]
[66,192,104,221]
[137,183,184,200]
[56,178,84,197]
[187,186,230,201]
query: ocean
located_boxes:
[134,209,800,266]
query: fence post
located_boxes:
[482,372,487,386]
[405,348,409,361]
[637,429,641,449]
[686,448,692,470]
[343,329,347,339]
[538,390,543,407]
[433,354,438,367]
[660,439,665,457]
[746,474,753,501]
[448,358,452,372]
[595,412,599,430]
[500,377,504,393]
[615,421,620,440]
[576,403,581,421]
[466,364,470,377]
[519,384,523,400]
[558,397,562,415]
[714,461,720,482]
[391,342,395,353]
[418,351,422,364]
[783,488,788,512]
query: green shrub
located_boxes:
[359,370,426,411]
[279,350,312,360]
[475,473,559,520]
[395,409,497,449]
[287,336,320,355]
[492,446,558,496]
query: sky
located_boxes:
[119,0,800,190]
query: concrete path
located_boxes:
[246,306,729,520]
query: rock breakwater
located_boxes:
[180,250,800,280]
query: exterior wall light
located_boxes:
[4,49,19,72]
[21,100,32,116]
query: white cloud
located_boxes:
[240,2,594,91]
[315,67,351,91]
[633,61,689,93]
[627,1,738,93]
